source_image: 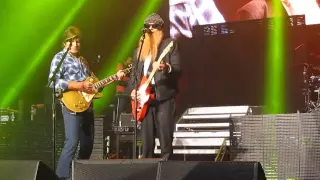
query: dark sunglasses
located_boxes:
[144,23,162,29]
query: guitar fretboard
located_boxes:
[93,65,132,90]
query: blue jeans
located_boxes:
[56,106,94,178]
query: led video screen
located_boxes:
[170,0,320,38]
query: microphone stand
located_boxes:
[132,30,147,159]
[46,45,71,171]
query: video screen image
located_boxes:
[170,0,320,38]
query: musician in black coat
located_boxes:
[126,13,181,160]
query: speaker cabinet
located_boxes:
[0,160,58,180]
[72,160,265,180]
[156,161,266,180]
[72,159,162,180]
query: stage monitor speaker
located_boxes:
[72,159,162,180]
[0,160,58,180]
[156,161,266,180]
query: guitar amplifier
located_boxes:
[112,113,135,133]
[112,126,134,133]
[119,113,135,127]
[112,113,141,142]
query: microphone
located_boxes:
[64,36,77,50]
[141,28,151,34]
[93,55,101,63]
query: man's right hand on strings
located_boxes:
[82,81,93,93]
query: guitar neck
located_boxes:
[144,41,173,86]
[94,75,117,89]
[94,66,132,89]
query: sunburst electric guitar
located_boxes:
[131,41,174,121]
[61,64,132,112]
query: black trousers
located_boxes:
[140,98,175,158]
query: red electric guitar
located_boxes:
[131,41,174,121]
